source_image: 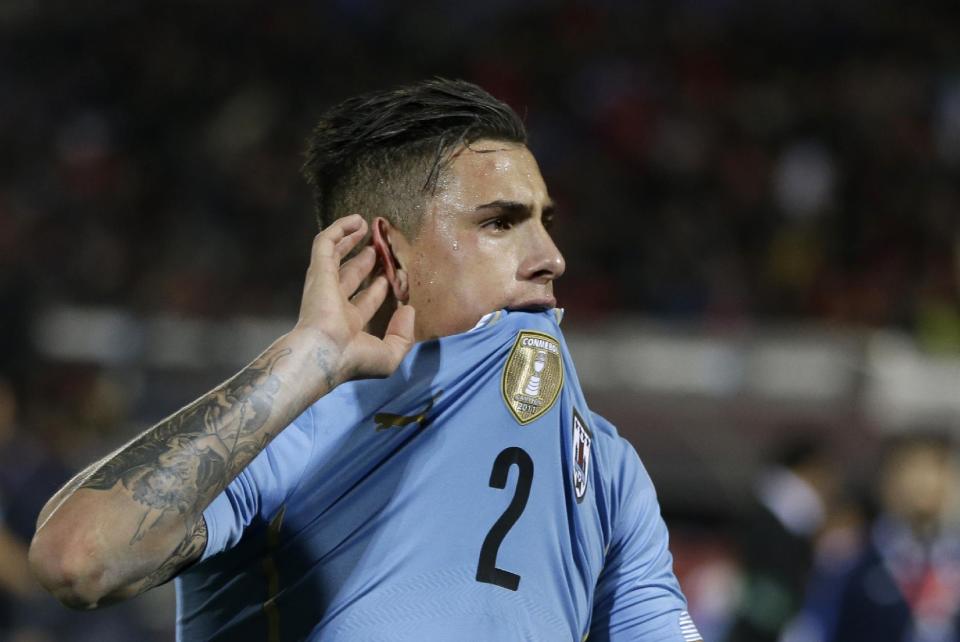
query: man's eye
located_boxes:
[482,217,511,231]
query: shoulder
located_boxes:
[587,411,622,441]
[588,412,650,484]
[584,412,662,536]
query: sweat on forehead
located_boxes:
[428,143,551,224]
[436,140,529,184]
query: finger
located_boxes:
[351,275,389,325]
[384,304,415,344]
[334,226,368,260]
[312,214,366,263]
[379,305,416,370]
[347,305,416,378]
[306,216,367,293]
[339,246,376,297]
[358,305,416,377]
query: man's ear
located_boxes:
[371,217,410,303]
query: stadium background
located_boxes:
[1,1,958,639]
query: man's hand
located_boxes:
[293,214,416,389]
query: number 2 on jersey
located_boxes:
[475,447,534,591]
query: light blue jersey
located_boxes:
[176,310,699,641]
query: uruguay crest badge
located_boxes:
[572,410,592,503]
[501,330,564,425]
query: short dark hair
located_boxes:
[302,78,527,236]
[880,430,954,469]
[767,431,830,471]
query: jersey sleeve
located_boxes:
[200,404,316,560]
[589,437,700,642]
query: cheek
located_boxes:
[462,238,503,277]
[407,243,468,305]
[410,231,517,313]
[459,251,519,305]
[474,236,520,276]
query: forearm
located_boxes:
[36,458,110,530]
[29,331,331,608]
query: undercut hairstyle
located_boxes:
[302,78,527,236]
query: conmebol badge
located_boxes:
[501,330,563,425]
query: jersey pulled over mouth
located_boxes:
[505,296,557,311]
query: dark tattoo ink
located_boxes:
[132,517,208,595]
[80,347,291,547]
[313,345,336,390]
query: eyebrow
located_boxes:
[474,199,556,216]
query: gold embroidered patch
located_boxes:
[501,330,564,425]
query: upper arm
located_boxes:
[589,440,700,642]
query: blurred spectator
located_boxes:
[781,497,867,642]
[820,433,960,642]
[0,376,43,637]
[0,374,169,641]
[723,434,839,642]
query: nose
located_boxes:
[518,222,566,283]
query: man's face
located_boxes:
[393,139,565,341]
[882,446,957,528]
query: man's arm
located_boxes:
[589,435,702,642]
[29,215,415,609]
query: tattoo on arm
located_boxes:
[313,346,336,390]
[128,516,208,596]
[80,346,291,550]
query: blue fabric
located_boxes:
[176,310,690,641]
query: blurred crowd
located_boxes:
[1,1,959,353]
[2,0,959,640]
[702,430,960,642]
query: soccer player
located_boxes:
[29,79,702,641]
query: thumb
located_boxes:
[381,305,416,367]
